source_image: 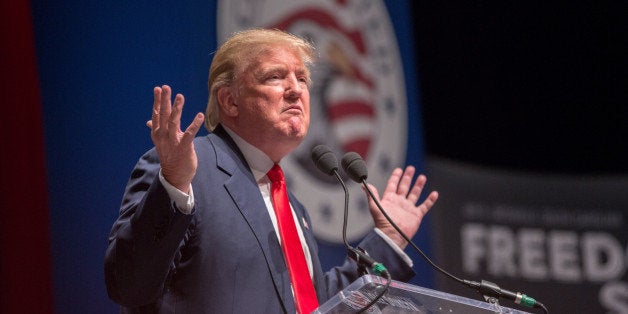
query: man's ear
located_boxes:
[217,86,238,117]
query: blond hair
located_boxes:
[205,28,316,131]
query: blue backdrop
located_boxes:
[30,1,428,312]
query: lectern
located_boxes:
[314,275,532,313]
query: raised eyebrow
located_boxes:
[254,64,310,79]
[255,68,280,80]
[253,64,285,77]
[295,67,310,79]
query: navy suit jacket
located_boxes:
[104,125,415,313]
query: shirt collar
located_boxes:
[222,125,275,182]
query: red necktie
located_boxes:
[267,164,318,314]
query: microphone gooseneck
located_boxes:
[340,152,548,314]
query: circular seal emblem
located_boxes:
[218,0,407,243]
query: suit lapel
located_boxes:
[289,194,318,258]
[209,126,294,313]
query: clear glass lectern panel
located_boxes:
[314,275,532,314]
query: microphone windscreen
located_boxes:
[341,152,368,182]
[311,145,338,175]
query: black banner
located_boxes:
[428,157,628,313]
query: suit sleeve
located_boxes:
[104,148,194,307]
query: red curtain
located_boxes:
[0,1,54,313]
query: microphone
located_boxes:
[311,145,349,248]
[311,145,391,313]
[311,144,339,175]
[311,145,391,277]
[340,152,367,182]
[340,152,548,314]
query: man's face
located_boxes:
[229,45,311,160]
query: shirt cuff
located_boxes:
[158,169,194,214]
[374,228,413,268]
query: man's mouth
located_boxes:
[284,105,302,113]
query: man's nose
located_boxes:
[284,73,304,96]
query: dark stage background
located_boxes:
[413,2,626,173]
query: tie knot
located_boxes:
[267,164,285,183]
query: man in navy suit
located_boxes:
[105,29,439,313]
